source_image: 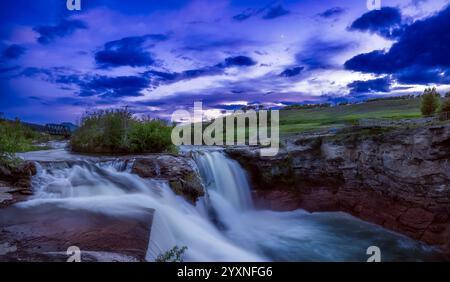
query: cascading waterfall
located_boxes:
[20,158,263,262]
[193,150,253,209]
[16,148,443,262]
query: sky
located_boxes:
[0,0,449,124]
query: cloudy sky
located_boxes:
[0,0,449,123]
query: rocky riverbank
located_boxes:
[0,152,205,262]
[0,161,37,208]
[226,124,450,257]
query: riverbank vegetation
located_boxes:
[70,109,175,154]
[0,119,49,165]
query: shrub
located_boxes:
[70,109,134,153]
[0,120,41,165]
[0,120,39,153]
[129,119,175,153]
[420,87,441,116]
[441,97,450,112]
[155,246,188,262]
[439,97,450,120]
[70,109,175,154]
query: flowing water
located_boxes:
[15,148,444,261]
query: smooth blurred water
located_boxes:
[16,148,445,261]
[191,150,444,262]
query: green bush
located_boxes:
[129,119,175,153]
[155,246,188,262]
[70,109,175,154]
[0,120,41,165]
[0,120,39,153]
[420,87,441,116]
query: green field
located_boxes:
[279,98,422,134]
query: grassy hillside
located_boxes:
[279,98,422,134]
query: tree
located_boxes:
[420,87,441,116]
[440,97,450,113]
[445,91,450,98]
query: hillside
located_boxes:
[279,98,422,134]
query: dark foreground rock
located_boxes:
[226,124,450,257]
[0,203,153,262]
[132,155,204,203]
[0,161,37,207]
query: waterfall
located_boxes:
[14,148,442,262]
[193,150,253,211]
[19,157,263,262]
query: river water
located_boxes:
[15,146,443,261]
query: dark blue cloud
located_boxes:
[395,66,450,84]
[347,77,392,94]
[0,66,20,74]
[262,4,289,20]
[143,55,257,88]
[318,7,346,19]
[95,34,167,68]
[232,3,289,22]
[145,70,178,81]
[345,5,450,84]
[297,40,355,70]
[80,75,149,98]
[349,7,403,39]
[34,19,87,44]
[21,67,149,98]
[218,56,257,68]
[2,44,26,59]
[280,66,304,77]
[233,8,258,21]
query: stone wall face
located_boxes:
[226,124,450,256]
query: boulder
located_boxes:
[0,203,154,262]
[131,155,204,203]
[0,161,36,207]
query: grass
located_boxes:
[0,119,52,166]
[279,98,422,134]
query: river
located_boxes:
[13,145,443,261]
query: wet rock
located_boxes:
[131,155,204,203]
[226,124,450,257]
[0,161,36,207]
[0,203,153,262]
[0,161,36,189]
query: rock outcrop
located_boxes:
[131,155,204,204]
[0,203,153,262]
[226,124,450,256]
[0,161,37,207]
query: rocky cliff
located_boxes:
[226,124,450,256]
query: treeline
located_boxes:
[366,95,417,102]
[283,103,332,110]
